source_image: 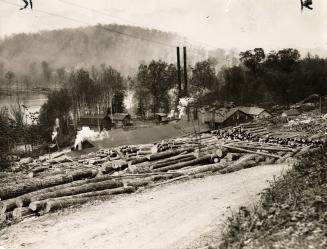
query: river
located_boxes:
[0,92,48,122]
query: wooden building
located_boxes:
[239,107,272,120]
[78,113,131,131]
[219,108,253,128]
[281,109,301,119]
[197,107,253,129]
[155,113,168,123]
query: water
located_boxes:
[0,92,48,122]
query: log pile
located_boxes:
[0,121,321,225]
[212,123,324,147]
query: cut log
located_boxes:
[178,163,228,175]
[29,186,135,212]
[232,145,293,152]
[0,170,97,200]
[101,162,114,174]
[151,155,196,170]
[28,201,46,212]
[15,173,132,208]
[124,178,151,187]
[219,154,257,174]
[216,148,228,158]
[111,160,129,170]
[222,144,281,159]
[123,173,182,187]
[30,179,123,202]
[28,166,49,177]
[150,153,193,165]
[12,207,34,219]
[146,148,193,161]
[43,197,90,213]
[130,157,148,165]
[29,170,67,179]
[0,211,13,223]
[153,155,213,172]
[0,199,17,213]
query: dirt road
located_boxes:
[0,164,289,249]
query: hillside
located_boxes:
[0,24,211,77]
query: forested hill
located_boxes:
[0,24,210,77]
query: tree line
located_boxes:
[1,47,327,168]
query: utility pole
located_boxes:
[183,47,188,96]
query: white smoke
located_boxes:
[177,97,194,119]
[74,126,109,148]
[51,130,58,141]
[167,110,175,118]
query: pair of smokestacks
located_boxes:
[176,47,188,97]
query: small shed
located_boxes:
[281,109,301,118]
[110,113,131,128]
[155,113,168,123]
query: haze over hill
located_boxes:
[0,24,221,78]
[0,23,325,88]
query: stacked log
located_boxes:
[12,207,34,219]
[153,155,213,172]
[29,186,135,212]
[0,170,97,200]
[151,154,196,170]
[222,144,281,159]
[219,154,257,174]
[30,179,123,202]
[12,174,130,209]
[178,162,228,175]
[146,148,193,161]
[123,173,182,187]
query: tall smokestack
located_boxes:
[183,47,188,96]
[176,47,182,96]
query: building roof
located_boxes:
[80,113,130,121]
[80,114,105,119]
[239,107,270,116]
[155,113,167,117]
[217,108,252,124]
[282,109,301,116]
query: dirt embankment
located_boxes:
[0,164,288,249]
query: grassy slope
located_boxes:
[220,146,327,249]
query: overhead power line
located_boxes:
[0,0,216,56]
[0,0,175,48]
[57,0,218,50]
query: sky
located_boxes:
[0,0,326,52]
